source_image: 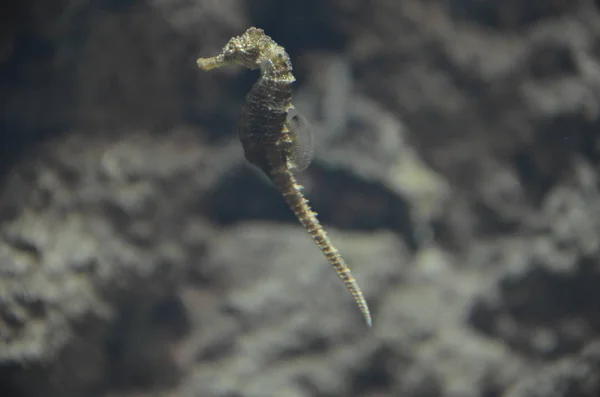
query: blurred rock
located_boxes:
[506,341,600,397]
[1,0,600,396]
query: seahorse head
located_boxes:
[221,27,269,70]
[221,27,292,77]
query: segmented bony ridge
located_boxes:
[268,153,372,327]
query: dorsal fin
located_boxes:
[286,108,315,172]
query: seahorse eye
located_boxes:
[223,43,235,57]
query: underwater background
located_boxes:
[1,0,599,396]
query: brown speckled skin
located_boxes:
[197,27,372,327]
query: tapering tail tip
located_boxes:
[354,286,372,327]
[362,305,373,328]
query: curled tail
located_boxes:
[268,158,372,327]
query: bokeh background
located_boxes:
[1,1,600,396]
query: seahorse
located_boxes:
[197,27,372,327]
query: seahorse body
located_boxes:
[197,27,372,327]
